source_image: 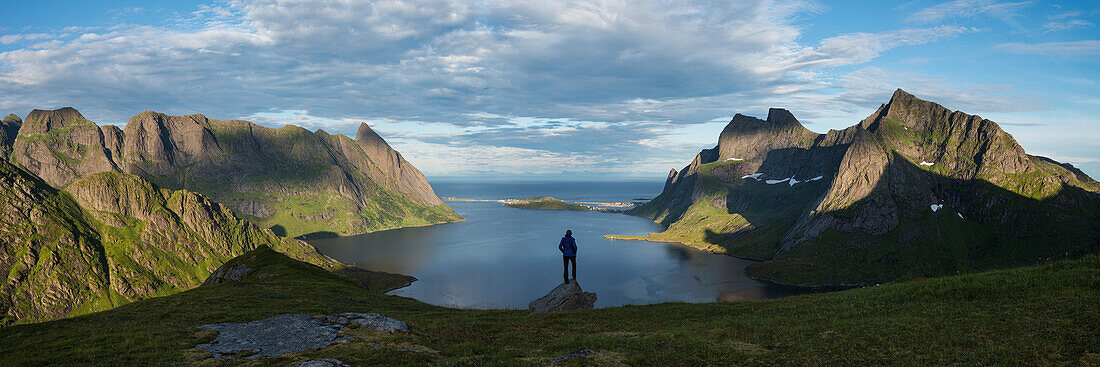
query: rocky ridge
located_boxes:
[8,108,460,238]
[0,114,20,158]
[0,159,337,326]
[628,89,1100,286]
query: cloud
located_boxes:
[1042,19,1092,33]
[0,0,948,127]
[0,33,55,45]
[779,26,976,70]
[997,40,1100,55]
[0,0,1025,176]
[908,0,1031,24]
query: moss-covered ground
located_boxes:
[2,247,1098,366]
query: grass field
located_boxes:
[1,246,1097,366]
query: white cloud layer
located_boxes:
[0,0,1091,177]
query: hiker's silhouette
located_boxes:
[559,229,577,283]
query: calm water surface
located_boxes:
[309,179,800,309]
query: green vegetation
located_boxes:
[502,197,595,211]
[625,91,1100,288]
[0,164,337,326]
[618,160,824,258]
[1,247,1098,366]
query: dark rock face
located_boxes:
[528,281,597,313]
[0,160,337,326]
[8,109,460,237]
[0,114,20,158]
[631,89,1100,286]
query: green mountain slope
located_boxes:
[9,108,461,238]
[625,89,1100,286]
[1,246,1097,365]
[0,159,338,326]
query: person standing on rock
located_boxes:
[559,230,578,283]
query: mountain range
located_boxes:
[0,108,459,325]
[0,158,339,325]
[4,108,461,238]
[626,89,1100,287]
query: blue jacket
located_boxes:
[559,236,577,257]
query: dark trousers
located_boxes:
[563,256,576,282]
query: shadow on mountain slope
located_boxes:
[738,153,1100,286]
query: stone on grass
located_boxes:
[292,358,351,367]
[194,312,408,361]
[313,312,408,333]
[529,281,597,314]
[201,263,251,286]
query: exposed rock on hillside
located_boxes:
[9,108,461,238]
[529,281,597,313]
[194,312,407,361]
[0,114,20,158]
[0,160,337,326]
[627,89,1100,286]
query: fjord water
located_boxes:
[309,179,799,309]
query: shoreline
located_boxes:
[444,196,638,211]
[296,216,468,240]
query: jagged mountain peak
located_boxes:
[9,108,459,237]
[21,107,87,134]
[355,122,392,149]
[766,108,801,126]
[718,108,816,162]
[2,114,20,124]
[629,89,1100,288]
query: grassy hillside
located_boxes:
[0,159,339,326]
[2,247,1097,366]
[613,159,825,258]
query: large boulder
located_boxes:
[528,281,597,314]
[201,263,252,286]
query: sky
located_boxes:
[1,0,1098,179]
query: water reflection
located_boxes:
[310,200,802,309]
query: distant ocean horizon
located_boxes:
[425,177,666,203]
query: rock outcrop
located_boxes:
[0,159,337,326]
[628,89,1100,286]
[0,114,20,158]
[202,263,252,286]
[8,108,461,238]
[528,281,597,313]
[195,312,408,361]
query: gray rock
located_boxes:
[195,314,351,360]
[292,358,350,367]
[201,263,251,286]
[529,281,597,314]
[548,348,595,366]
[194,312,409,361]
[313,312,408,333]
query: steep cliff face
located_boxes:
[628,89,1100,286]
[0,114,21,158]
[9,108,123,186]
[8,109,460,238]
[0,160,337,326]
